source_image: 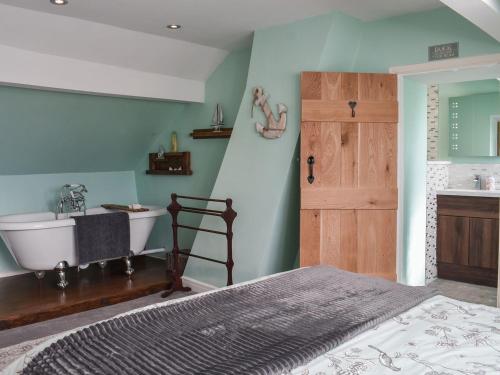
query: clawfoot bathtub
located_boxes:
[0,206,167,288]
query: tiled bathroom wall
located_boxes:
[448,164,500,189]
[427,85,439,161]
[425,162,449,283]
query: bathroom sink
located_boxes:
[436,189,500,198]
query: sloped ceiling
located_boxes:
[441,0,500,42]
[0,4,226,81]
[0,3,227,102]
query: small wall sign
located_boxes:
[428,42,459,61]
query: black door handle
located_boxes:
[348,101,357,118]
[307,156,315,184]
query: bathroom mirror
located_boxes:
[442,79,500,157]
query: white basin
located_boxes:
[436,189,500,198]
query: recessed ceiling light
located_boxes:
[166,24,181,30]
[50,0,68,5]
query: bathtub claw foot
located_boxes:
[124,256,134,277]
[55,261,69,289]
[34,271,45,280]
[98,260,107,269]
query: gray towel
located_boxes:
[74,212,130,264]
[23,266,436,375]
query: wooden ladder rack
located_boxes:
[162,193,237,298]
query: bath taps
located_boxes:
[55,184,88,219]
[473,175,482,190]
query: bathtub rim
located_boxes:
[0,206,167,231]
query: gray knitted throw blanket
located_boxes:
[23,266,435,375]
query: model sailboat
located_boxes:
[211,104,224,131]
[189,103,232,139]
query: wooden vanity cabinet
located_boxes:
[436,195,499,287]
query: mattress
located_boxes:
[3,270,500,374]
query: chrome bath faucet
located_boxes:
[473,174,482,190]
[55,184,88,219]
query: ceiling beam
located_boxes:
[0,44,205,102]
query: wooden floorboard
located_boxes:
[0,256,171,330]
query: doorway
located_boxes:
[390,54,500,306]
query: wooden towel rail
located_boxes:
[162,193,237,298]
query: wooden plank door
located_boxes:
[300,72,398,280]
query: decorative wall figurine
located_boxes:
[251,87,287,139]
[157,145,166,159]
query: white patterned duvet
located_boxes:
[292,295,500,375]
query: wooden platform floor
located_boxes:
[0,256,171,330]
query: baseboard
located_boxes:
[182,276,217,293]
[141,248,166,256]
[144,250,217,293]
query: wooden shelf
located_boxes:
[190,128,232,139]
[146,170,193,176]
[147,152,192,176]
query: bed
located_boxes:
[4,266,500,375]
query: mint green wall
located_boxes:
[319,8,500,73]
[402,78,428,285]
[184,8,500,287]
[134,48,251,254]
[0,86,185,175]
[441,79,500,97]
[355,9,500,71]
[0,171,138,273]
[186,14,335,286]
[262,140,300,276]
[319,13,364,71]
